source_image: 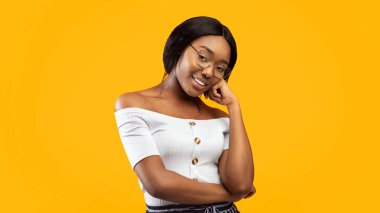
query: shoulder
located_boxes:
[200,99,229,119]
[114,91,146,112]
[204,104,229,119]
[212,108,229,118]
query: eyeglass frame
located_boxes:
[188,43,232,80]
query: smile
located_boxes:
[193,76,207,86]
[192,76,207,90]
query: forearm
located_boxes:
[224,101,254,194]
[154,170,243,205]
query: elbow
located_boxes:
[230,183,252,197]
[137,166,171,198]
[149,185,163,198]
[145,177,168,198]
[224,175,253,197]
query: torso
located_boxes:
[114,86,230,206]
[116,86,229,120]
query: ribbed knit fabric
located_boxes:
[114,107,230,206]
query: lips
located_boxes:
[192,76,208,86]
[192,76,207,90]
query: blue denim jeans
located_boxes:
[145,201,240,213]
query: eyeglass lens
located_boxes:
[195,54,230,79]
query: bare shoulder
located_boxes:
[212,107,229,118]
[202,103,229,118]
[114,91,146,112]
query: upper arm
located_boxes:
[114,93,167,196]
[218,149,229,186]
[216,108,230,185]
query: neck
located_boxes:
[157,72,199,104]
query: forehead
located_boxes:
[191,35,231,63]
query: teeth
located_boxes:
[194,78,206,86]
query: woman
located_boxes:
[114,16,255,213]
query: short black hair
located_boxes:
[162,16,237,83]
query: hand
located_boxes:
[203,79,238,107]
[243,185,256,199]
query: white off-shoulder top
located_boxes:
[114,107,230,206]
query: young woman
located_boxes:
[114,16,255,213]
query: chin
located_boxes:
[188,90,201,98]
[183,86,201,98]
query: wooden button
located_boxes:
[194,137,201,144]
[192,158,198,165]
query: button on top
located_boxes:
[189,121,196,126]
[192,178,199,181]
[192,157,199,165]
[194,137,201,144]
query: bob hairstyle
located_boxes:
[162,16,237,83]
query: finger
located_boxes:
[244,192,253,199]
[208,91,221,103]
[208,89,215,100]
[203,90,208,99]
[211,86,221,98]
[212,96,222,104]
[207,90,212,99]
[244,186,255,198]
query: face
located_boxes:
[174,35,231,97]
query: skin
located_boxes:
[115,35,255,204]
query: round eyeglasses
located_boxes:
[189,43,231,80]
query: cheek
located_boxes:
[189,62,201,72]
[179,58,199,74]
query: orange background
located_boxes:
[1,0,379,212]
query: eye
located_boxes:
[216,66,226,73]
[198,54,208,62]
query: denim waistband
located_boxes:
[146,201,239,213]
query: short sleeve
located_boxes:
[223,130,230,150]
[115,110,160,169]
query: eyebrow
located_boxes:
[199,45,229,65]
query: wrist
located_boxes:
[226,99,240,111]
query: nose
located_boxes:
[201,65,213,78]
